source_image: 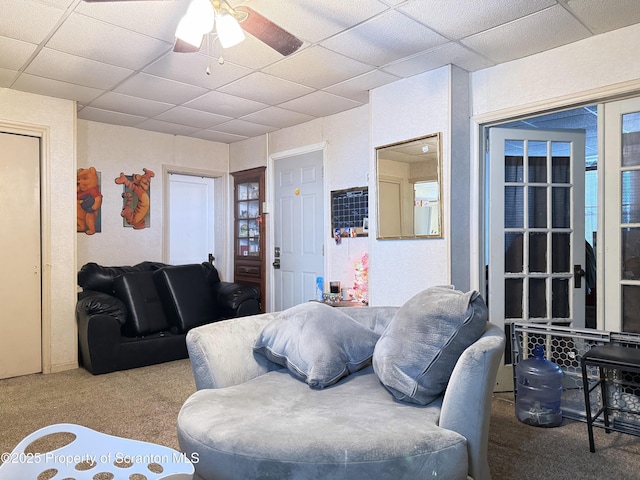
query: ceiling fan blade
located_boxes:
[173,37,202,53]
[234,6,302,56]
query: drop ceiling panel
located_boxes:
[239,0,389,44]
[206,33,286,71]
[114,72,208,105]
[214,119,278,137]
[0,0,66,44]
[462,5,592,64]
[219,72,314,105]
[566,0,640,34]
[25,48,133,90]
[154,106,233,128]
[144,52,253,90]
[240,106,316,129]
[74,0,188,42]
[263,46,373,90]
[321,10,448,67]
[185,90,268,117]
[0,68,18,87]
[12,73,103,104]
[193,129,248,143]
[46,12,172,70]
[400,0,556,40]
[324,69,401,103]
[382,43,494,78]
[89,92,174,117]
[279,91,362,118]
[135,118,201,136]
[0,36,37,71]
[78,106,147,127]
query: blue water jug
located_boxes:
[515,344,563,427]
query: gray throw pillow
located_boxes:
[253,302,380,389]
[373,286,488,405]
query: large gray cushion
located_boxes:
[177,368,469,480]
[253,302,379,389]
[373,286,488,405]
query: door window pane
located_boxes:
[505,278,523,318]
[505,186,524,228]
[505,233,523,273]
[552,187,571,228]
[552,279,570,318]
[622,227,640,280]
[529,278,547,318]
[528,156,546,183]
[622,285,640,333]
[528,186,547,228]
[622,112,640,167]
[529,232,547,273]
[551,141,571,184]
[621,170,640,224]
[551,233,571,273]
[505,153,524,182]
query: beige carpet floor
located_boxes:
[2,360,640,479]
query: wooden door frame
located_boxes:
[0,120,52,374]
[267,142,327,313]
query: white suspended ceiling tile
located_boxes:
[213,119,277,137]
[40,0,75,8]
[74,0,188,43]
[153,106,233,129]
[206,33,287,71]
[240,0,389,44]
[88,91,174,118]
[135,118,201,136]
[218,71,314,105]
[0,36,37,71]
[324,69,401,103]
[25,47,133,90]
[185,90,268,117]
[240,106,315,129]
[11,73,103,104]
[382,42,494,78]
[77,106,147,127]
[566,0,640,34]
[461,5,592,64]
[321,9,448,67]
[400,0,556,40]
[263,46,373,90]
[0,0,66,44]
[279,90,362,118]
[46,12,172,70]
[114,72,208,105]
[192,129,248,143]
[0,67,18,87]
[144,51,253,90]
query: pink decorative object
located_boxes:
[351,252,368,304]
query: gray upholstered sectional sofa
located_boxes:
[177,287,505,480]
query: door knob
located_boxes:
[273,258,281,269]
[574,264,585,288]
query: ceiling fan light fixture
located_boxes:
[215,11,245,49]
[174,0,214,47]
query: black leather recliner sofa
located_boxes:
[76,261,260,374]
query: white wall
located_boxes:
[0,88,77,372]
[76,120,229,269]
[369,66,455,306]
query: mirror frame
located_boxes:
[375,132,443,240]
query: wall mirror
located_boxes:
[376,132,442,239]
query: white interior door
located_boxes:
[168,173,215,265]
[273,150,324,311]
[0,133,41,378]
[488,127,585,381]
[602,96,640,333]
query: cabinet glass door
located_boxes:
[237,182,261,257]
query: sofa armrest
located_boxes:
[211,281,261,318]
[439,322,505,480]
[186,312,282,390]
[76,298,124,375]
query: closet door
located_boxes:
[0,132,42,378]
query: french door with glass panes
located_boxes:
[603,97,640,333]
[488,128,586,347]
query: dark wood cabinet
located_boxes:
[231,167,266,310]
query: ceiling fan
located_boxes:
[82,0,304,57]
